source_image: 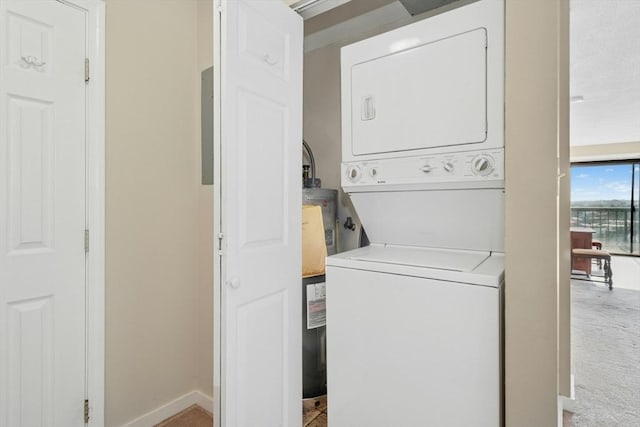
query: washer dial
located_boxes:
[420,163,433,174]
[443,161,455,173]
[347,165,361,182]
[472,155,494,176]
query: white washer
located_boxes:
[326,245,503,427]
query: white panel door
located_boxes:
[214,1,302,426]
[0,1,87,426]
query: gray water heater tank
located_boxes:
[301,187,337,399]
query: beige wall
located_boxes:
[304,46,341,193]
[105,1,204,425]
[197,0,214,398]
[505,0,569,426]
[304,43,365,252]
[571,141,640,162]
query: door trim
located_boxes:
[212,2,222,426]
[55,0,106,425]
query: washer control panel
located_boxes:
[342,148,504,189]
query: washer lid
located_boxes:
[348,244,489,272]
[327,244,504,287]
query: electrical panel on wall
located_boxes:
[201,66,214,185]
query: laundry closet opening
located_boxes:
[297,0,504,425]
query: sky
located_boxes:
[571,163,640,202]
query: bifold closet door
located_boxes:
[213,1,303,426]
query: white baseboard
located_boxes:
[559,374,577,414]
[194,390,214,414]
[121,390,214,427]
[557,395,564,427]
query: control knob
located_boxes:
[420,163,433,174]
[443,161,455,173]
[347,165,361,182]
[472,155,494,176]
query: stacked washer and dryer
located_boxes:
[326,1,505,426]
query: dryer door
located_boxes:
[341,0,504,162]
[350,28,487,156]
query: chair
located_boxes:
[591,239,603,269]
[571,248,613,290]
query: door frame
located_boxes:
[55,0,106,425]
[212,1,222,425]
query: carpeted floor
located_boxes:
[154,405,212,427]
[564,280,640,426]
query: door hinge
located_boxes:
[84,229,90,253]
[217,233,224,251]
[84,399,90,423]
[84,58,90,82]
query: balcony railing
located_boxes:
[571,207,639,254]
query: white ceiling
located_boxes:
[570,0,640,146]
[303,0,640,148]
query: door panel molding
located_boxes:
[6,94,55,255]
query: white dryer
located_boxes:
[327,0,505,426]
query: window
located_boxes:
[571,161,640,255]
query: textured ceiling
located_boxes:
[570,0,640,146]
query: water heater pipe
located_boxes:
[303,139,317,185]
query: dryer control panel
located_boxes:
[342,148,504,192]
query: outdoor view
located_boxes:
[571,162,640,255]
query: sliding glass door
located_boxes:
[634,163,639,254]
[571,161,640,255]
